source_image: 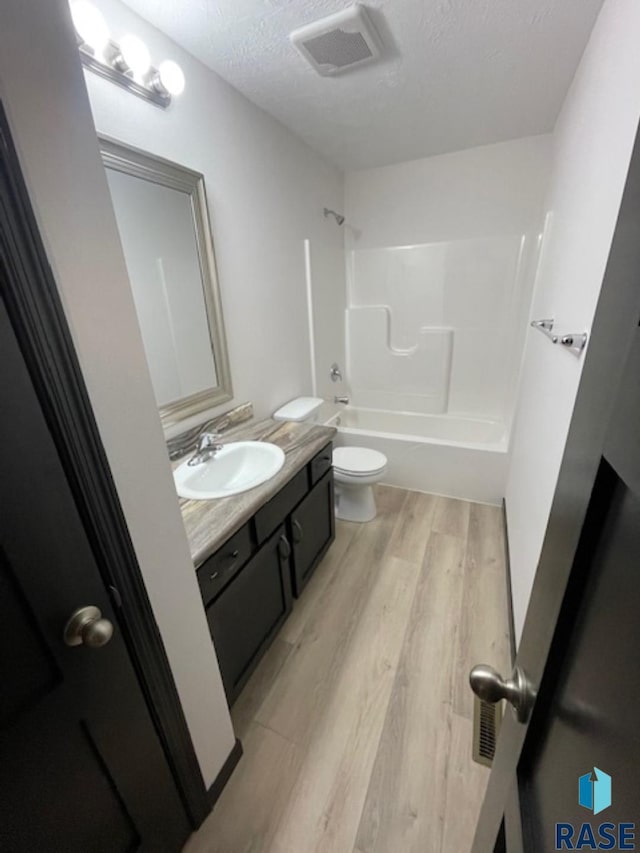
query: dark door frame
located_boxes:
[0,104,210,826]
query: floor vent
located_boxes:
[290,4,382,77]
[472,696,502,767]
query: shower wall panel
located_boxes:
[344,134,553,428]
[347,236,531,421]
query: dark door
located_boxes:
[523,453,640,845]
[472,127,640,850]
[290,469,335,596]
[0,287,190,851]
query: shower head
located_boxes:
[324,207,345,226]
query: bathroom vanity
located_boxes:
[178,418,336,704]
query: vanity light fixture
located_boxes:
[155,60,186,96]
[116,34,151,78]
[71,1,110,54]
[70,1,185,108]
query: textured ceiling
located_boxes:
[120,0,604,170]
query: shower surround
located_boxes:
[310,135,552,502]
[346,235,532,423]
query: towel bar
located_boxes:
[530,319,587,355]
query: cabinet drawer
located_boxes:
[197,523,253,605]
[254,466,309,544]
[309,443,333,485]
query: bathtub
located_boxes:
[318,404,508,505]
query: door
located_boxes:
[208,525,293,703]
[290,469,335,596]
[471,129,640,850]
[523,453,640,845]
[0,279,190,849]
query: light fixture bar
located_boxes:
[79,41,171,108]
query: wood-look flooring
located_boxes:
[184,486,511,853]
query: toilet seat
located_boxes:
[333,447,387,477]
[333,466,386,479]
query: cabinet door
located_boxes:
[207,525,293,704]
[290,469,335,597]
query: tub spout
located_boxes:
[334,396,350,405]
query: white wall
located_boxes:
[345,136,552,250]
[506,0,640,643]
[0,0,234,788]
[84,0,345,436]
[343,136,552,425]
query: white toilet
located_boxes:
[332,446,388,522]
[272,397,388,523]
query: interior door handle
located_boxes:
[469,664,535,723]
[63,605,114,649]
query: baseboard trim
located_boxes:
[501,499,517,666]
[206,738,243,810]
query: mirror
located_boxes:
[100,137,232,428]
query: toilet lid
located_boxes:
[333,446,387,475]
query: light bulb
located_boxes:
[119,34,151,77]
[158,60,185,96]
[71,1,110,54]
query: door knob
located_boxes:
[63,605,114,648]
[469,664,535,723]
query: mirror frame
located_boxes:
[99,136,233,428]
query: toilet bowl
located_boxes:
[272,397,387,523]
[332,446,388,522]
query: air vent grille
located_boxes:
[303,29,373,69]
[290,4,382,77]
[472,696,503,767]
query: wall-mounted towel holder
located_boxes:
[530,319,588,356]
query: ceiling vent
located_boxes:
[290,4,382,77]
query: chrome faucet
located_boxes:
[168,416,231,462]
[333,395,350,405]
[187,432,224,466]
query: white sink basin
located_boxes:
[174,441,285,500]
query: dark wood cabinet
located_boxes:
[309,446,333,485]
[254,466,308,545]
[206,525,292,703]
[196,442,335,705]
[290,469,335,596]
[196,523,253,604]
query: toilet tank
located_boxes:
[273,396,324,422]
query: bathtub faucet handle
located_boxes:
[329,363,343,383]
[334,395,350,405]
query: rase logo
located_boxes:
[555,768,636,850]
[579,768,612,816]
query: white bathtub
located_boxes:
[319,404,508,505]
